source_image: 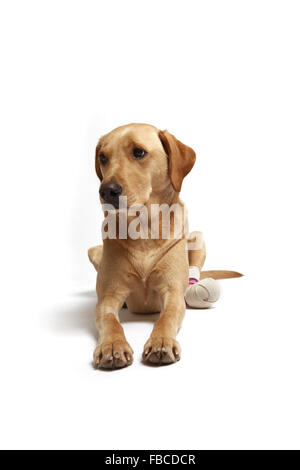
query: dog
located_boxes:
[88,123,241,369]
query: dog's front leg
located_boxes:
[143,287,185,365]
[94,291,133,370]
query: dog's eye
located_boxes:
[99,153,108,164]
[133,147,147,159]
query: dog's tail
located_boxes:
[200,270,243,280]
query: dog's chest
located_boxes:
[128,249,159,282]
[125,239,178,284]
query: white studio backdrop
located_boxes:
[0,0,300,450]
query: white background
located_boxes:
[0,0,299,450]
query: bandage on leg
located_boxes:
[185,266,221,308]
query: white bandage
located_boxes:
[189,266,200,281]
[185,278,221,309]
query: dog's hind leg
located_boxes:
[186,231,221,308]
[186,231,242,308]
[88,245,103,271]
[187,231,206,271]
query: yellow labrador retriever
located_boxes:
[88,123,240,369]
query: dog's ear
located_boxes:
[95,141,103,181]
[158,130,196,192]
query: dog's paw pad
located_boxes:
[143,337,181,365]
[94,340,133,369]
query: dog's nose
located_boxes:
[99,182,123,207]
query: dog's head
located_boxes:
[95,123,196,209]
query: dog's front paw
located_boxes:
[94,339,133,369]
[143,336,181,365]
